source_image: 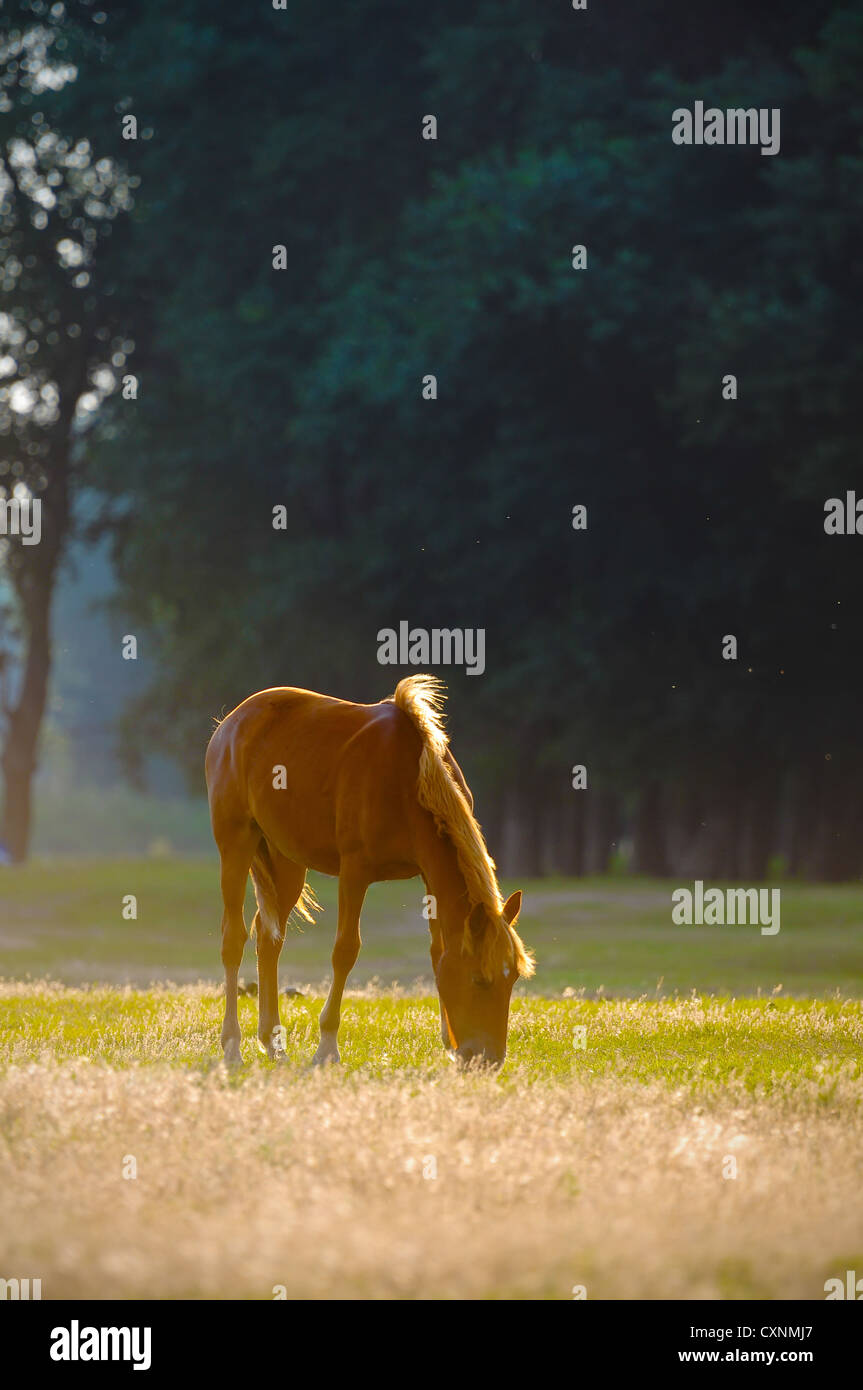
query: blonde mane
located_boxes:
[391,674,535,979]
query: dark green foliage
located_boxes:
[8,0,863,874]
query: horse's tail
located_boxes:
[391,674,534,979]
[249,839,319,939]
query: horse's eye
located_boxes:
[472,974,493,990]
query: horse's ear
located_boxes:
[502,890,522,925]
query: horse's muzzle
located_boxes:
[455,1042,504,1071]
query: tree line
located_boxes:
[1,0,862,877]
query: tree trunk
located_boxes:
[0,428,71,862]
[583,787,620,874]
[554,789,585,875]
[0,590,53,861]
[738,770,776,880]
[631,780,669,876]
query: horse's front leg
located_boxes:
[428,920,453,1053]
[313,866,367,1065]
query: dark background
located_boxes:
[1,0,862,878]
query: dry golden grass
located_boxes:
[1,988,862,1299]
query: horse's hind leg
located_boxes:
[250,843,307,1060]
[216,823,259,1066]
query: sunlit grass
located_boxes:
[1,984,861,1299]
[1,983,862,1092]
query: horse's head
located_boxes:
[435,890,532,1068]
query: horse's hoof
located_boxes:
[310,1046,340,1067]
[223,1039,243,1068]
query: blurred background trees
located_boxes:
[0,7,134,858]
[2,0,862,876]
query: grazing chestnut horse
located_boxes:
[205,674,534,1068]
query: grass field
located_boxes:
[1,861,862,1299]
[3,858,863,995]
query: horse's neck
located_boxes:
[416,818,471,936]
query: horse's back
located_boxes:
[206,687,423,875]
[206,687,332,797]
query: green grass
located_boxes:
[32,786,214,857]
[2,985,861,1094]
[2,858,863,996]
[3,860,861,1301]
